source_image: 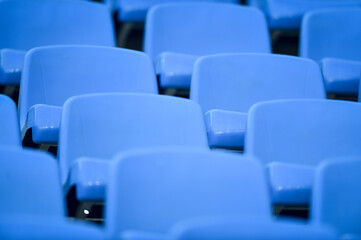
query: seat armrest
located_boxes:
[155,52,198,89]
[22,104,62,144]
[205,109,247,149]
[0,49,26,85]
[68,157,112,201]
[267,162,315,205]
[320,58,361,94]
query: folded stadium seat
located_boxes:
[245,99,361,206]
[105,148,337,240]
[0,0,115,86]
[190,53,326,149]
[115,0,238,22]
[0,94,21,147]
[248,0,361,30]
[0,147,105,240]
[144,3,271,90]
[19,45,157,145]
[58,93,209,202]
[311,157,361,239]
[300,8,361,95]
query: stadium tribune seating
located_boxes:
[0,0,115,86]
[300,8,361,95]
[1,0,360,238]
[190,53,325,149]
[19,45,157,145]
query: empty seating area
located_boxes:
[1,0,361,239]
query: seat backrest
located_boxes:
[119,0,239,21]
[300,8,361,62]
[58,93,209,184]
[191,53,325,114]
[170,216,338,240]
[0,95,20,146]
[311,157,361,237]
[18,45,158,129]
[0,147,64,217]
[105,148,271,236]
[144,3,271,60]
[0,0,115,50]
[245,99,361,166]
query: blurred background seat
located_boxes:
[19,45,157,146]
[144,2,271,90]
[245,99,361,206]
[0,0,115,86]
[300,8,361,96]
[190,53,325,149]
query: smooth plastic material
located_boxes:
[170,216,337,240]
[0,0,115,85]
[0,95,21,147]
[300,9,361,94]
[248,0,361,29]
[320,58,361,94]
[191,53,325,149]
[204,110,248,148]
[0,147,106,240]
[311,157,361,238]
[58,93,209,201]
[105,148,271,238]
[267,162,315,204]
[0,216,105,240]
[245,99,361,205]
[0,49,26,85]
[0,147,64,217]
[144,3,271,89]
[19,45,158,144]
[116,0,239,22]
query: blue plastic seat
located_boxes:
[105,148,271,239]
[170,216,337,240]
[144,3,271,89]
[191,53,325,149]
[300,8,361,95]
[115,0,238,22]
[311,157,361,239]
[248,0,361,29]
[0,0,115,85]
[0,147,105,240]
[19,45,157,144]
[0,94,20,147]
[245,99,361,205]
[58,93,208,201]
